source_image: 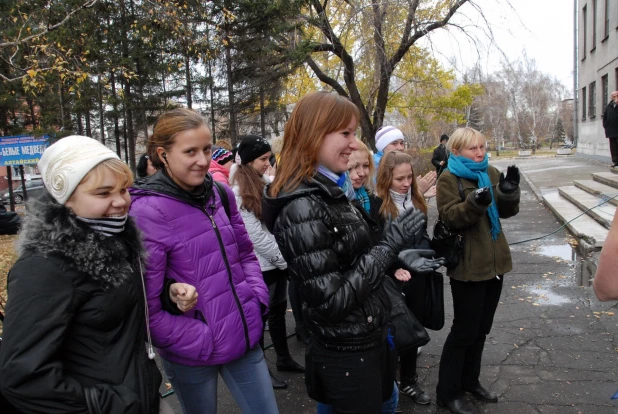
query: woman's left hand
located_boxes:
[394,268,411,282]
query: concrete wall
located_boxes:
[577,0,618,161]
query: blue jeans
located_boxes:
[316,383,399,414]
[161,346,278,414]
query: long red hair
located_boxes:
[269,92,360,197]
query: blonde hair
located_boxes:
[79,158,134,193]
[269,92,360,196]
[353,139,376,193]
[215,139,232,151]
[446,127,486,154]
[375,151,426,218]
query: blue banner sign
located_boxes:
[0,135,49,166]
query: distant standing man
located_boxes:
[602,91,618,167]
[432,134,450,175]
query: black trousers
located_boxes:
[609,136,618,165]
[436,276,503,401]
[261,268,291,359]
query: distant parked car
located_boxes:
[2,179,45,204]
[560,144,574,149]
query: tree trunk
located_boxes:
[225,41,237,146]
[110,72,121,157]
[123,80,136,171]
[26,96,38,129]
[85,110,92,137]
[58,83,66,130]
[76,111,84,135]
[207,58,216,140]
[134,57,150,148]
[98,75,105,144]
[260,87,266,138]
[185,53,193,109]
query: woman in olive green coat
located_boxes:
[435,127,520,414]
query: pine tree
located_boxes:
[554,118,566,148]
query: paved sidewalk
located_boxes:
[162,155,618,413]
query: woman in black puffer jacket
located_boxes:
[0,136,165,414]
[262,92,440,414]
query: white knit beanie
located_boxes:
[375,126,404,152]
[38,135,120,204]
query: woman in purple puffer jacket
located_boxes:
[129,108,277,414]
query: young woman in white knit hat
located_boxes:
[0,136,187,413]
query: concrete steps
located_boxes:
[573,180,618,206]
[542,192,608,249]
[592,172,618,188]
[542,170,618,250]
[557,186,616,229]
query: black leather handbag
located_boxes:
[431,176,465,270]
[422,271,445,331]
[383,276,430,355]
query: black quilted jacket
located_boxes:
[263,173,395,351]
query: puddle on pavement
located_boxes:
[536,244,576,261]
[528,287,572,306]
[531,243,593,288]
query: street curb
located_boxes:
[519,169,544,202]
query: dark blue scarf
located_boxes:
[446,154,501,240]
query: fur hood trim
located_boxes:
[17,191,145,289]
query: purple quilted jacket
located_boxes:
[129,172,268,366]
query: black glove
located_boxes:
[474,187,492,206]
[380,208,426,253]
[398,249,445,274]
[499,165,520,194]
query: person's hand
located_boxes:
[499,165,520,194]
[439,161,444,166]
[474,187,492,206]
[394,268,411,282]
[417,171,437,194]
[398,249,444,274]
[380,208,426,253]
[170,283,198,312]
[424,185,436,199]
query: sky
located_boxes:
[420,0,575,90]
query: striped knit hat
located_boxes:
[375,126,404,152]
[212,147,234,165]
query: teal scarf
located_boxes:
[354,186,370,212]
[446,154,501,240]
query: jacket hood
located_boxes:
[17,191,145,289]
[130,169,214,207]
[262,172,344,233]
[209,160,230,178]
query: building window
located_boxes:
[602,74,609,104]
[589,81,596,118]
[583,5,587,58]
[592,0,597,48]
[582,86,587,120]
[604,0,610,38]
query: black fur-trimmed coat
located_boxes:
[0,192,161,414]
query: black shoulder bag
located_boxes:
[431,177,465,270]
